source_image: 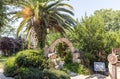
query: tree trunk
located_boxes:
[32,30,38,49]
[32,20,47,49]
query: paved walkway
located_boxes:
[0,69,14,79]
[71,74,111,79]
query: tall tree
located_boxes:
[0,0,16,38]
[67,10,120,69]
[0,0,5,30]
[0,37,25,56]
[94,9,120,31]
[9,0,75,49]
[0,0,9,38]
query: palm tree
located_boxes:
[11,0,75,49]
[0,0,6,30]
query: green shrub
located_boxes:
[64,52,73,64]
[64,63,89,75]
[47,59,55,69]
[4,49,48,78]
[43,69,70,79]
[15,49,47,70]
[4,49,70,79]
[15,68,70,79]
[14,67,43,79]
[4,57,17,77]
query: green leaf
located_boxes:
[57,8,74,15]
[57,3,74,10]
[46,0,61,10]
[17,18,30,36]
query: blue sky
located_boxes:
[66,0,120,19]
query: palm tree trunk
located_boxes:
[33,20,47,49]
[32,30,38,49]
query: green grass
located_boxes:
[0,56,7,69]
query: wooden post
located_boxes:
[112,64,117,79]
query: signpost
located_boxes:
[94,62,106,72]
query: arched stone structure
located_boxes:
[44,38,75,56]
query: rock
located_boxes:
[59,61,64,68]
[68,71,78,77]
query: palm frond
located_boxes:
[6,11,20,15]
[52,13,74,31]
[56,8,74,15]
[10,12,21,22]
[43,16,49,27]
[34,1,39,19]
[46,0,61,10]
[26,28,32,48]
[36,0,50,3]
[26,26,32,40]
[7,13,21,23]
[56,13,76,26]
[17,18,30,36]
[16,1,30,7]
[11,17,20,24]
[50,13,66,33]
[26,0,35,9]
[51,13,64,26]
[24,24,31,32]
[57,3,74,10]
